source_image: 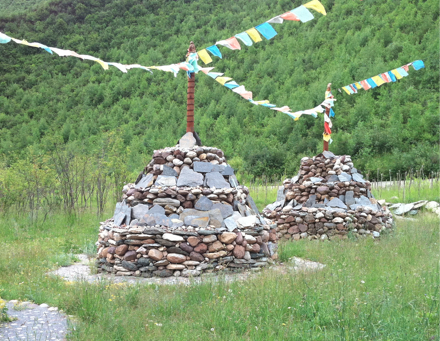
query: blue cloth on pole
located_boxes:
[235,32,253,46]
[387,71,397,82]
[366,78,377,88]
[255,22,278,40]
[412,60,424,70]
[262,103,276,108]
[396,67,409,77]
[224,81,239,89]
[344,86,354,94]
[329,108,335,118]
[206,45,222,59]
[290,6,314,23]
[0,32,11,44]
[207,72,221,79]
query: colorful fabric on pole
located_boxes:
[412,60,425,70]
[216,37,241,50]
[215,76,232,85]
[342,60,424,94]
[246,28,263,43]
[224,81,239,89]
[329,108,335,118]
[240,91,253,100]
[206,45,222,58]
[304,0,327,15]
[267,16,284,24]
[280,12,300,21]
[323,133,331,142]
[207,72,224,79]
[197,49,212,64]
[0,32,11,43]
[255,23,278,40]
[290,6,314,23]
[324,122,331,135]
[235,32,253,46]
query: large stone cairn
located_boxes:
[96,133,277,278]
[263,151,394,242]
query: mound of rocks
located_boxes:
[96,133,277,278]
[263,151,394,241]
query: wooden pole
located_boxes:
[186,41,196,133]
[323,83,332,152]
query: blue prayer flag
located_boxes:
[329,108,335,118]
[396,67,409,77]
[255,22,278,40]
[206,45,222,59]
[290,6,314,23]
[366,78,377,88]
[412,60,424,70]
[387,71,397,82]
[235,32,253,46]
[224,81,239,89]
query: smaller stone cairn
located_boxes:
[263,151,394,241]
[96,133,277,278]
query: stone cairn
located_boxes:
[96,133,277,278]
[263,151,394,242]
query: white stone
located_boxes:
[372,231,380,238]
[162,233,184,242]
[332,217,344,223]
[173,159,184,166]
[237,215,257,227]
[425,201,439,210]
[315,212,324,219]
[320,234,328,240]
[39,303,49,308]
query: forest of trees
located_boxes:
[0,0,438,208]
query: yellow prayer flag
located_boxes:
[215,77,232,85]
[304,0,327,15]
[197,49,212,65]
[355,82,362,89]
[20,39,31,46]
[254,100,270,105]
[245,28,262,43]
[95,60,109,70]
[342,87,351,95]
[323,133,331,142]
[391,69,403,80]
[371,75,385,86]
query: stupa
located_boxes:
[96,132,278,278]
[263,151,394,241]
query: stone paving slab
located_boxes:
[0,301,68,341]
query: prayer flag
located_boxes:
[304,0,327,15]
[396,67,409,77]
[215,76,232,85]
[391,69,403,80]
[246,28,263,43]
[345,86,354,94]
[402,64,409,72]
[324,122,331,134]
[255,22,278,40]
[342,86,351,94]
[366,78,378,88]
[380,73,391,82]
[324,114,332,128]
[387,71,397,82]
[267,16,284,24]
[280,12,300,21]
[95,60,109,70]
[290,6,314,23]
[200,67,215,74]
[371,75,385,86]
[329,108,335,118]
[355,82,362,89]
[216,37,241,50]
[240,91,253,100]
[232,85,247,94]
[412,60,424,70]
[271,106,291,112]
[207,72,223,79]
[360,80,371,90]
[323,133,331,142]
[349,84,357,93]
[108,63,128,73]
[224,81,239,89]
[253,100,270,105]
[197,49,212,64]
[235,32,253,46]
[262,103,276,108]
[0,32,11,44]
[206,45,222,58]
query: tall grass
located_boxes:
[0,205,438,340]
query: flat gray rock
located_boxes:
[184,215,210,228]
[209,208,224,228]
[345,191,355,205]
[394,203,414,215]
[132,204,150,220]
[113,202,123,220]
[338,172,352,182]
[355,195,371,206]
[194,196,213,211]
[155,175,177,187]
[179,132,197,148]
[148,205,166,215]
[140,213,173,227]
[351,167,358,173]
[224,216,238,231]
[322,151,335,159]
[205,172,230,188]
[327,197,347,209]
[153,198,181,207]
[276,186,286,202]
[135,173,154,189]
[212,202,234,218]
[350,204,378,212]
[310,177,323,183]
[246,195,260,215]
[193,161,213,173]
[352,173,365,183]
[327,175,339,183]
[221,165,234,176]
[291,175,299,183]
[212,164,226,173]
[162,165,178,176]
[229,174,239,187]
[266,201,284,211]
[304,195,317,208]
[179,209,209,222]
[177,167,204,187]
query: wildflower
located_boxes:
[282,323,286,326]
[155,323,162,327]
[361,280,365,284]
[288,307,291,309]
[211,328,215,332]
[109,299,112,301]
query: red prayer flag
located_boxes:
[280,12,300,21]
[324,122,332,135]
[360,80,371,90]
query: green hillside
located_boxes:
[0,0,438,180]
